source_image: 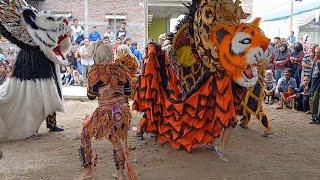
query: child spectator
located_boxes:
[62,66,73,86]
[0,62,7,85]
[72,67,84,86]
[264,70,276,104]
[296,76,311,112]
[0,48,6,62]
[6,47,16,62]
[277,86,296,110]
[60,65,67,80]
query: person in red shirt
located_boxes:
[279,86,296,110]
[112,37,122,53]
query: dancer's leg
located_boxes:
[219,127,232,153]
[215,126,233,161]
[110,137,125,180]
[79,124,94,180]
[46,112,64,132]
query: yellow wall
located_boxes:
[148,18,168,42]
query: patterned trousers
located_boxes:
[46,112,57,129]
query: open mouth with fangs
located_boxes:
[236,64,258,87]
[243,65,255,79]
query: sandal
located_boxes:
[136,132,144,140]
[276,106,283,109]
[207,145,216,152]
[215,146,229,162]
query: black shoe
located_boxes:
[49,126,64,132]
[309,120,320,124]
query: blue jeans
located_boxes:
[275,68,283,82]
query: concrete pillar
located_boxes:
[144,0,148,47]
[84,0,89,36]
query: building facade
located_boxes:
[27,0,146,49]
[148,0,253,41]
[26,0,253,48]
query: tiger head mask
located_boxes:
[211,18,271,87]
[1,0,72,65]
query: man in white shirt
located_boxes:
[78,38,94,85]
[103,27,115,43]
[71,19,84,45]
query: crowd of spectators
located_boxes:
[61,19,143,87]
[0,47,17,85]
[265,31,320,124]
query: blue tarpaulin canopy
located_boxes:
[263,3,320,22]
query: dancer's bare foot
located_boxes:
[261,130,274,137]
[77,167,93,180]
[112,172,124,180]
[215,146,229,162]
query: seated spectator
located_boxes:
[0,62,7,85]
[72,67,84,86]
[275,68,297,109]
[277,86,296,110]
[264,70,276,104]
[296,76,311,112]
[60,65,67,80]
[6,47,16,62]
[62,66,73,86]
[0,48,6,62]
[66,50,78,67]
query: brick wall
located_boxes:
[31,0,146,50]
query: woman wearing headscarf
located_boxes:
[290,42,305,87]
[272,42,290,81]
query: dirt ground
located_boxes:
[1,100,319,180]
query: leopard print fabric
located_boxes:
[173,0,249,93]
[239,63,272,134]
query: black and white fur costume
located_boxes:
[0,0,71,142]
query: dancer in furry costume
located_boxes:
[0,0,72,142]
[79,45,137,180]
[134,0,271,160]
